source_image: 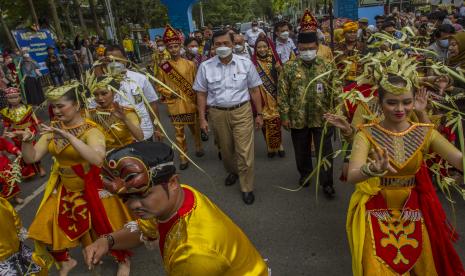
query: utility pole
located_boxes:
[200,0,204,28]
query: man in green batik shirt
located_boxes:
[278,31,341,199]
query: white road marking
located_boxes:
[15,183,46,212]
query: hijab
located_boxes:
[448,32,465,69]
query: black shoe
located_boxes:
[267,152,276,158]
[225,173,238,186]
[195,150,205,157]
[242,191,255,205]
[323,185,335,199]
[278,150,285,158]
[179,162,189,170]
[218,151,222,160]
[201,131,209,141]
[299,175,310,187]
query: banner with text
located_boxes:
[11,28,56,74]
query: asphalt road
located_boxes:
[16,105,465,276]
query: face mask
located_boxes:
[252,26,258,32]
[216,46,232,58]
[180,48,186,56]
[279,31,290,40]
[233,45,244,53]
[438,39,449,48]
[189,47,199,55]
[107,61,126,74]
[300,50,317,61]
[158,46,166,52]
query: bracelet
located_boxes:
[360,163,388,177]
[22,134,35,143]
[103,234,115,249]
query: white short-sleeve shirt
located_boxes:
[193,54,262,108]
[88,70,159,140]
[245,28,265,47]
[275,38,296,64]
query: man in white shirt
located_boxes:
[274,21,297,63]
[194,29,263,205]
[94,45,161,141]
[233,33,254,59]
[245,21,265,47]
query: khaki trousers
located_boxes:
[174,120,202,163]
[209,103,254,192]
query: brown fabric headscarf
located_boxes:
[448,32,465,69]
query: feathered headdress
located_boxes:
[356,50,419,95]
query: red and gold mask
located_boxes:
[102,141,176,199]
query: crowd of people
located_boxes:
[0,4,465,276]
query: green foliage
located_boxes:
[192,0,273,27]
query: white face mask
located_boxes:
[180,48,186,56]
[300,50,317,61]
[252,26,258,32]
[107,61,126,74]
[279,31,290,40]
[158,46,166,52]
[233,45,244,53]
[216,46,232,58]
[189,47,199,55]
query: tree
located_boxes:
[74,0,88,36]
[88,0,103,38]
[48,0,64,39]
[0,9,15,48]
[60,0,76,38]
[26,0,39,25]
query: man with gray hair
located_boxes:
[233,33,254,60]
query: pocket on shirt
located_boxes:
[233,73,247,81]
[206,75,222,89]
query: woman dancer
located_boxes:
[346,74,464,275]
[13,83,130,276]
[87,75,143,149]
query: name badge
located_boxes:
[316,83,324,94]
[134,94,143,104]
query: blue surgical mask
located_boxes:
[438,39,449,48]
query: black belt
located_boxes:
[210,101,248,111]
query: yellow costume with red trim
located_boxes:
[139,185,269,275]
[1,104,41,178]
[347,122,464,275]
[28,120,103,250]
[88,106,140,150]
[88,107,139,236]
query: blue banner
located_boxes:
[11,28,56,74]
[334,0,358,20]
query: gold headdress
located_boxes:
[45,80,82,101]
[84,70,123,94]
[356,50,419,95]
